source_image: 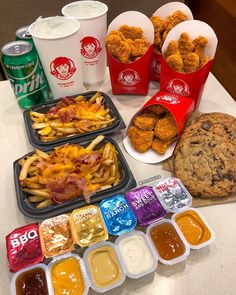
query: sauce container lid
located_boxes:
[83,241,126,293]
[172,207,215,249]
[39,214,75,258]
[125,186,167,225]
[99,194,137,235]
[10,263,53,295]
[115,230,157,279]
[153,177,192,213]
[70,205,108,247]
[48,253,90,295]
[6,223,44,272]
[146,219,190,265]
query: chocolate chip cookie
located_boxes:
[173,112,236,198]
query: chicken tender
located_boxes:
[164,40,180,58]
[128,38,150,58]
[193,36,208,59]
[147,104,167,115]
[178,32,195,59]
[183,52,200,73]
[128,126,154,153]
[106,34,131,63]
[166,54,184,72]
[150,15,165,47]
[165,11,188,36]
[134,112,157,130]
[200,55,210,68]
[119,25,143,40]
[154,114,178,141]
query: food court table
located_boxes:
[0,73,236,295]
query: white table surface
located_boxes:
[0,73,236,295]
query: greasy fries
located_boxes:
[30,92,115,142]
[19,136,121,209]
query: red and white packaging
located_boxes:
[160,20,218,109]
[107,11,154,95]
[150,2,193,82]
[6,223,44,272]
[123,91,194,163]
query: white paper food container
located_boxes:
[172,208,215,250]
[115,230,158,279]
[146,219,190,265]
[10,263,53,295]
[47,253,90,295]
[152,1,193,19]
[83,241,126,293]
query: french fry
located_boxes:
[19,155,40,181]
[35,149,50,160]
[28,196,46,202]
[36,199,53,209]
[86,135,105,151]
[23,188,51,198]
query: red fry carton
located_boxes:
[107,11,154,95]
[150,2,193,82]
[123,91,194,164]
[160,20,218,109]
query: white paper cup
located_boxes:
[62,1,108,85]
[29,16,84,99]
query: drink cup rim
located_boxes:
[62,1,108,20]
[29,16,80,40]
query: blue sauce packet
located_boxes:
[99,195,137,235]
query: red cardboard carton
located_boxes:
[107,11,154,95]
[150,2,193,82]
[123,91,194,163]
[160,20,218,109]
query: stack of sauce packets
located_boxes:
[7,177,215,294]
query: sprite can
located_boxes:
[1,40,52,109]
[16,26,34,48]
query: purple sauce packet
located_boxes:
[125,186,167,226]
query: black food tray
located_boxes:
[14,136,136,219]
[23,91,126,149]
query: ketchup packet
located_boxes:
[6,223,44,272]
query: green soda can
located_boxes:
[16,26,34,48]
[1,41,52,109]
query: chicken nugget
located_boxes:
[150,15,165,33]
[119,25,143,40]
[134,112,157,130]
[152,136,177,155]
[193,36,208,59]
[147,105,167,115]
[154,114,178,141]
[106,34,131,63]
[183,52,200,73]
[200,55,210,68]
[164,40,180,58]
[128,126,154,153]
[128,38,150,58]
[178,32,195,59]
[166,54,184,72]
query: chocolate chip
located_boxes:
[201,122,212,131]
[224,174,235,182]
[194,151,203,156]
[209,141,217,147]
[190,141,200,145]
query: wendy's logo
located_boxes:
[167,79,190,96]
[50,57,76,80]
[81,36,101,59]
[118,69,140,86]
[156,95,180,104]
